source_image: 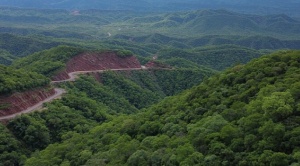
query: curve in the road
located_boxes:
[0,67,146,120]
[51,67,144,83]
[0,88,66,120]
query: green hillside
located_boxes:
[1,7,300,41]
[0,66,213,165]
[0,49,15,65]
[0,33,62,62]
[1,7,300,69]
[0,65,49,95]
[1,50,299,165]
[159,45,265,70]
[13,46,84,77]
[1,6,300,166]
[123,10,300,38]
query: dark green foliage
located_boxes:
[0,65,49,95]
[0,33,62,58]
[159,45,264,70]
[1,65,214,164]
[1,6,300,165]
[20,50,300,165]
[0,124,26,165]
[0,49,15,65]
[13,45,83,77]
[116,50,134,58]
[151,69,213,96]
[100,71,161,109]
[68,76,139,114]
[104,68,214,98]
[6,90,110,153]
[7,115,50,151]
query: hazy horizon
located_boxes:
[0,0,299,16]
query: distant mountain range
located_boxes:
[0,0,299,16]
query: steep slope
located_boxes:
[13,46,84,77]
[158,45,264,70]
[0,63,215,164]
[0,49,15,65]
[19,50,300,165]
[52,51,141,81]
[0,65,49,95]
[0,87,55,117]
[0,65,52,118]
[12,46,142,80]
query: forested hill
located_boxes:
[4,50,298,165]
[0,65,49,95]
[12,46,84,77]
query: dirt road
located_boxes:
[51,67,144,83]
[0,88,66,120]
[0,67,146,120]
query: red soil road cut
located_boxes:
[0,52,143,120]
[0,87,56,118]
[52,52,141,81]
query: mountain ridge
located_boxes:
[0,0,299,16]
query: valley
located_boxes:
[0,50,172,120]
[0,3,299,166]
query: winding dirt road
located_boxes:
[51,67,144,83]
[0,67,146,120]
[0,88,66,120]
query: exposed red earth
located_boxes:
[51,68,145,83]
[0,88,56,119]
[0,52,145,121]
[52,52,141,81]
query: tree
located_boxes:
[262,92,294,121]
[127,150,149,166]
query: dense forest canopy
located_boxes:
[0,65,49,95]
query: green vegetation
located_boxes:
[116,50,134,58]
[0,124,25,166]
[30,50,300,165]
[13,46,83,77]
[1,7,299,72]
[0,33,62,59]
[0,49,15,65]
[1,50,299,165]
[0,8,299,67]
[0,65,49,95]
[159,45,266,70]
[0,66,212,164]
[0,6,300,166]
